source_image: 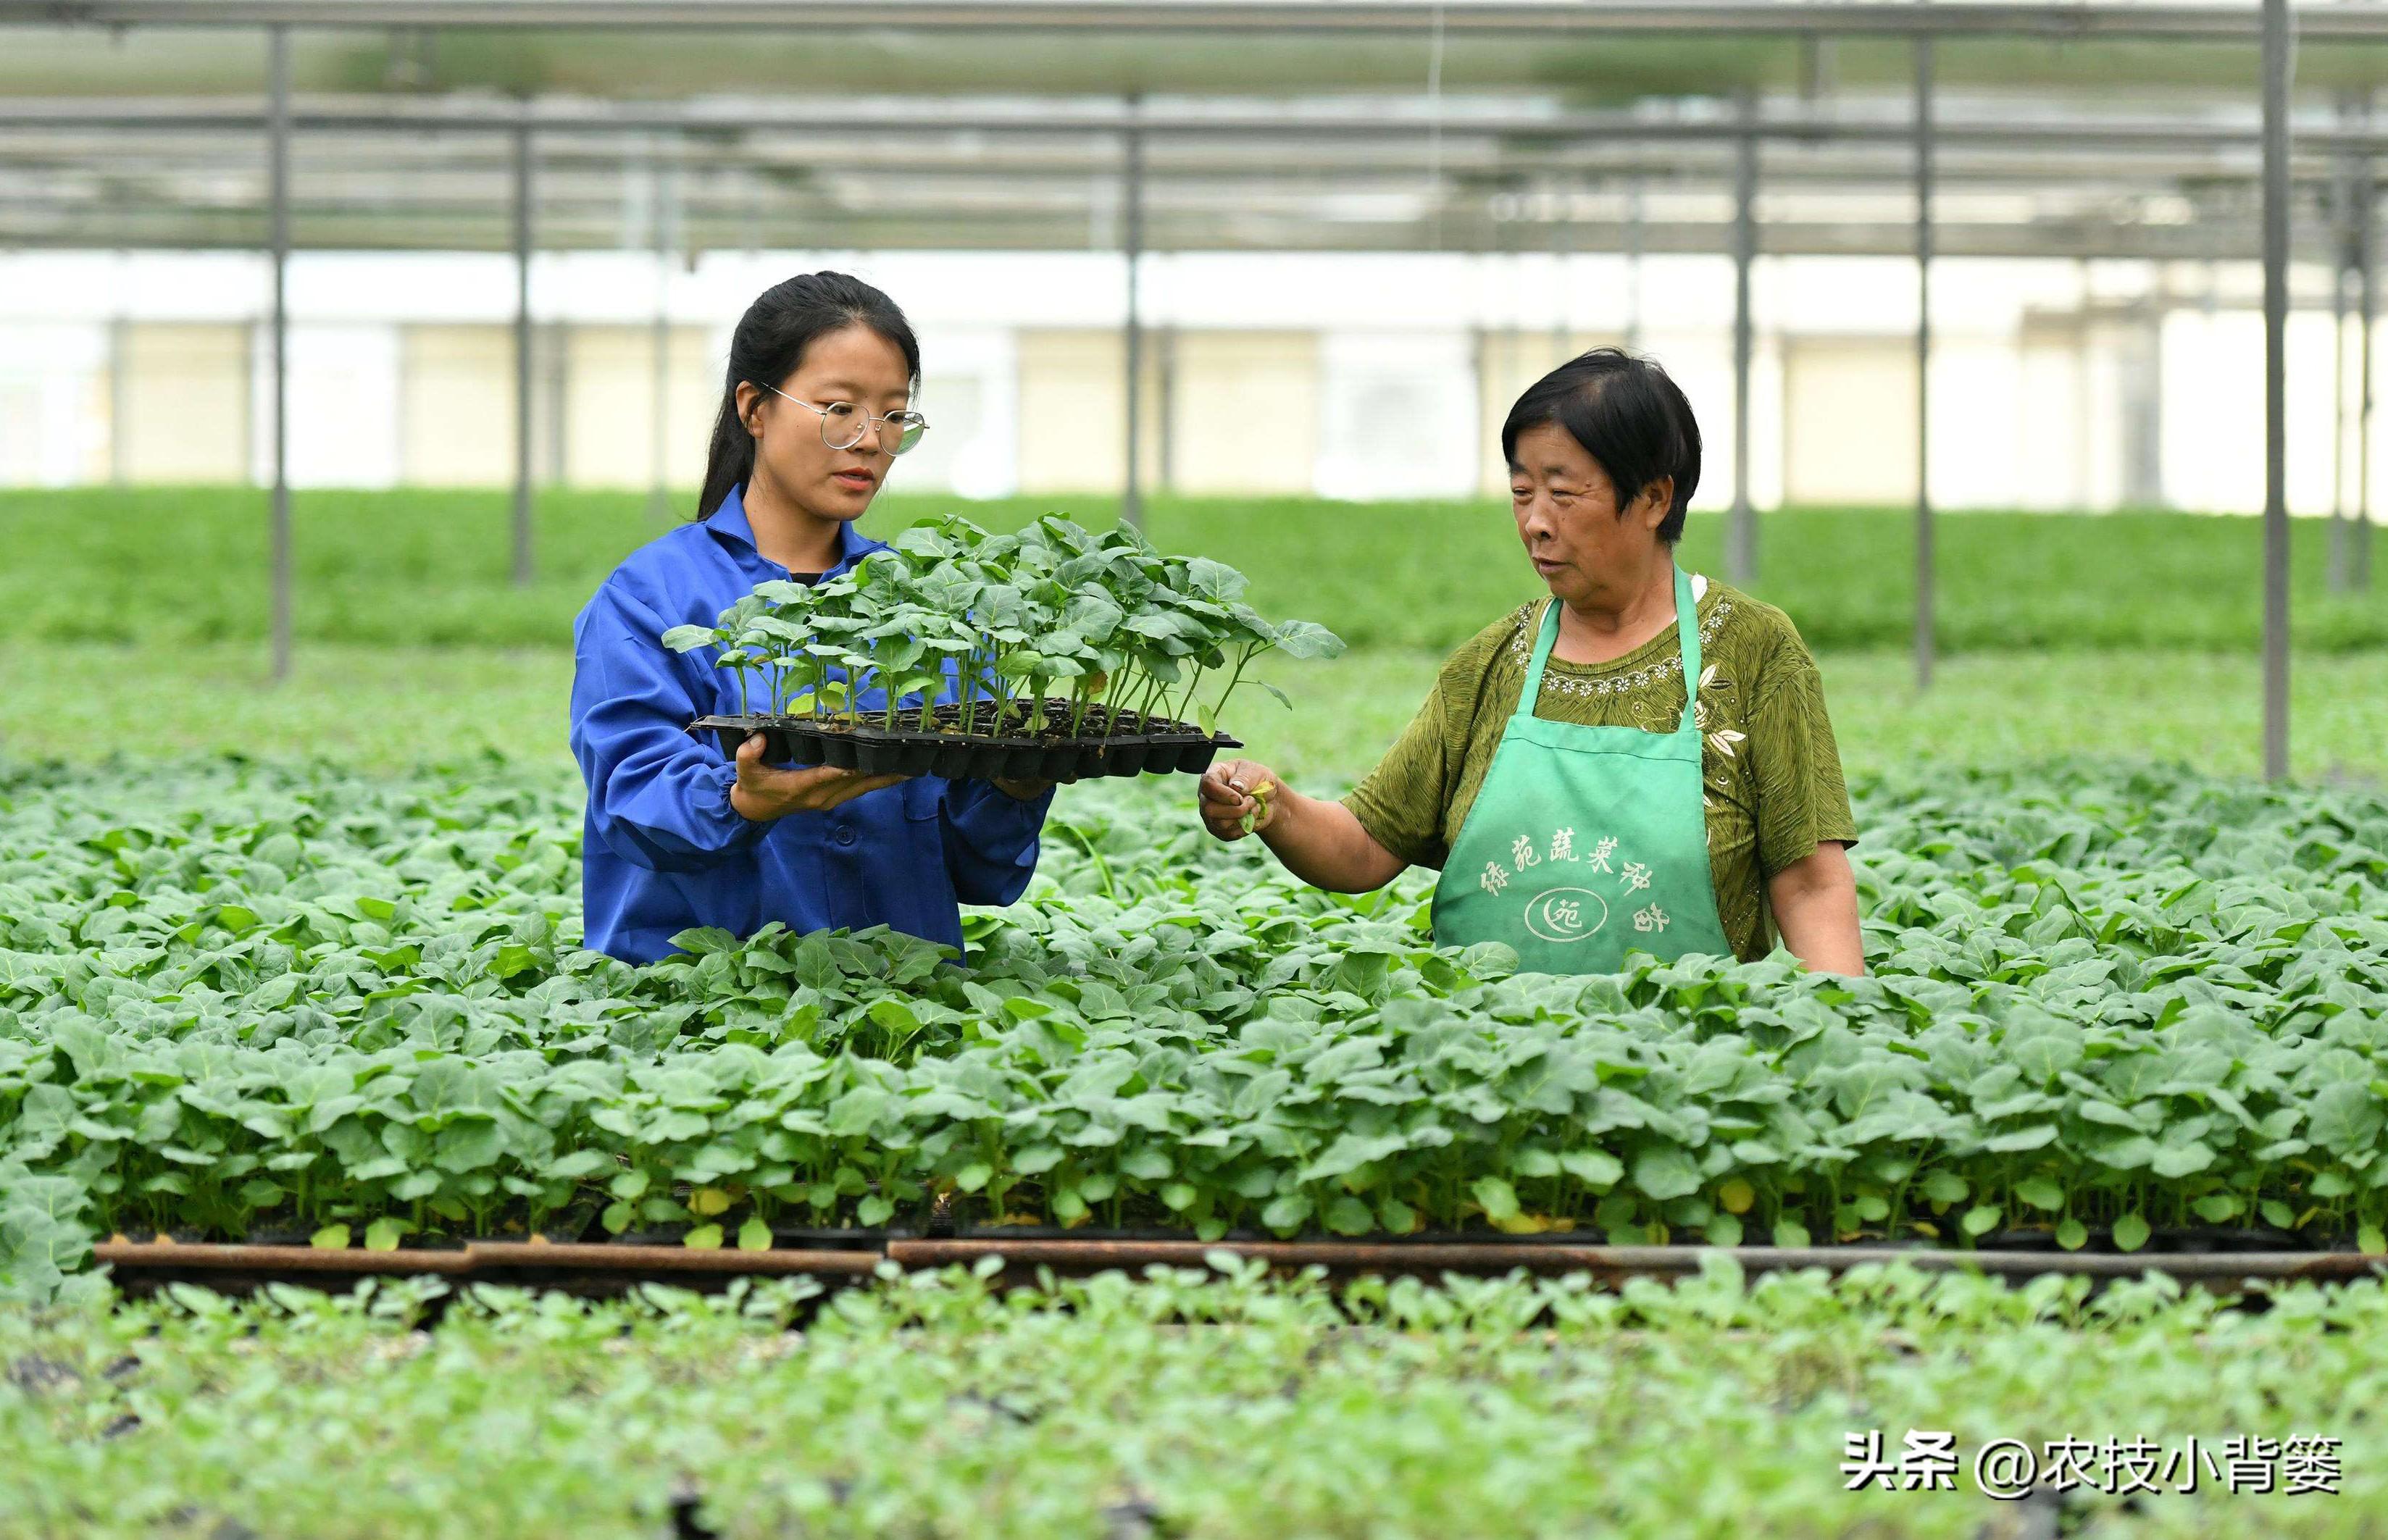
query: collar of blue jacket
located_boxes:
[568,483,1056,965]
[701,481,877,574]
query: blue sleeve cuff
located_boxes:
[942,777,1054,903]
[592,760,772,873]
[950,778,1053,847]
[703,763,775,842]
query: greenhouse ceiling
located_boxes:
[15,1,2388,99]
[0,1,2384,258]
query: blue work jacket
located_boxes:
[569,485,1055,963]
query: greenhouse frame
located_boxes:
[0,0,2376,775]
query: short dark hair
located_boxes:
[1500,347,1703,543]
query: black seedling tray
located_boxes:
[688,700,1239,781]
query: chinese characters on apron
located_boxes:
[1430,566,1737,974]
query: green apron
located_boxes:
[1430,566,1736,974]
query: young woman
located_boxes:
[1198,348,1865,976]
[570,272,1056,963]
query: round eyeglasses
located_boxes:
[762,383,930,456]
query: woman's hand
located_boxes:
[992,778,1058,802]
[1198,760,1408,893]
[729,732,906,821]
[1198,759,1280,840]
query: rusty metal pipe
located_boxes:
[888,1238,2388,1286]
[93,1240,884,1280]
[93,1242,475,1276]
[89,1237,2388,1292]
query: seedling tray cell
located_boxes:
[689,711,1240,782]
[1094,736,1152,776]
[698,719,827,768]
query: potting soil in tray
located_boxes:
[688,700,1240,781]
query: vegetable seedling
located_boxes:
[1240,778,1276,835]
[667,513,1345,756]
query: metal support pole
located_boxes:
[546,319,569,485]
[267,23,292,685]
[2361,137,2378,592]
[1914,38,1936,691]
[1624,174,1645,353]
[1470,322,1489,494]
[1122,114,1145,530]
[1503,226,1522,398]
[2334,110,2355,593]
[649,152,674,524]
[1727,98,1758,587]
[2334,251,2351,588]
[2260,0,2292,782]
[1550,205,1571,364]
[2075,259,2096,506]
[107,309,128,485]
[1157,324,1177,494]
[510,117,534,585]
[1799,35,1829,101]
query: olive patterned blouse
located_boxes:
[1341,576,1859,963]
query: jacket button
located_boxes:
[832,825,856,847]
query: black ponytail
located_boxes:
[696,271,922,521]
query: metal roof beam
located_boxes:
[0,213,2332,260]
[0,93,2379,156]
[5,1,2388,42]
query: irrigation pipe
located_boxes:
[87,1236,2388,1294]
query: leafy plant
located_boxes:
[4,758,2388,1289]
[663,514,1346,740]
[7,1263,2386,1538]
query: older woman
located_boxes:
[1198,348,1864,976]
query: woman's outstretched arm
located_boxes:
[1767,841,1866,976]
[1198,759,1408,893]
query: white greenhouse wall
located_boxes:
[0,246,2372,516]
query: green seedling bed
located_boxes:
[689,698,1238,780]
